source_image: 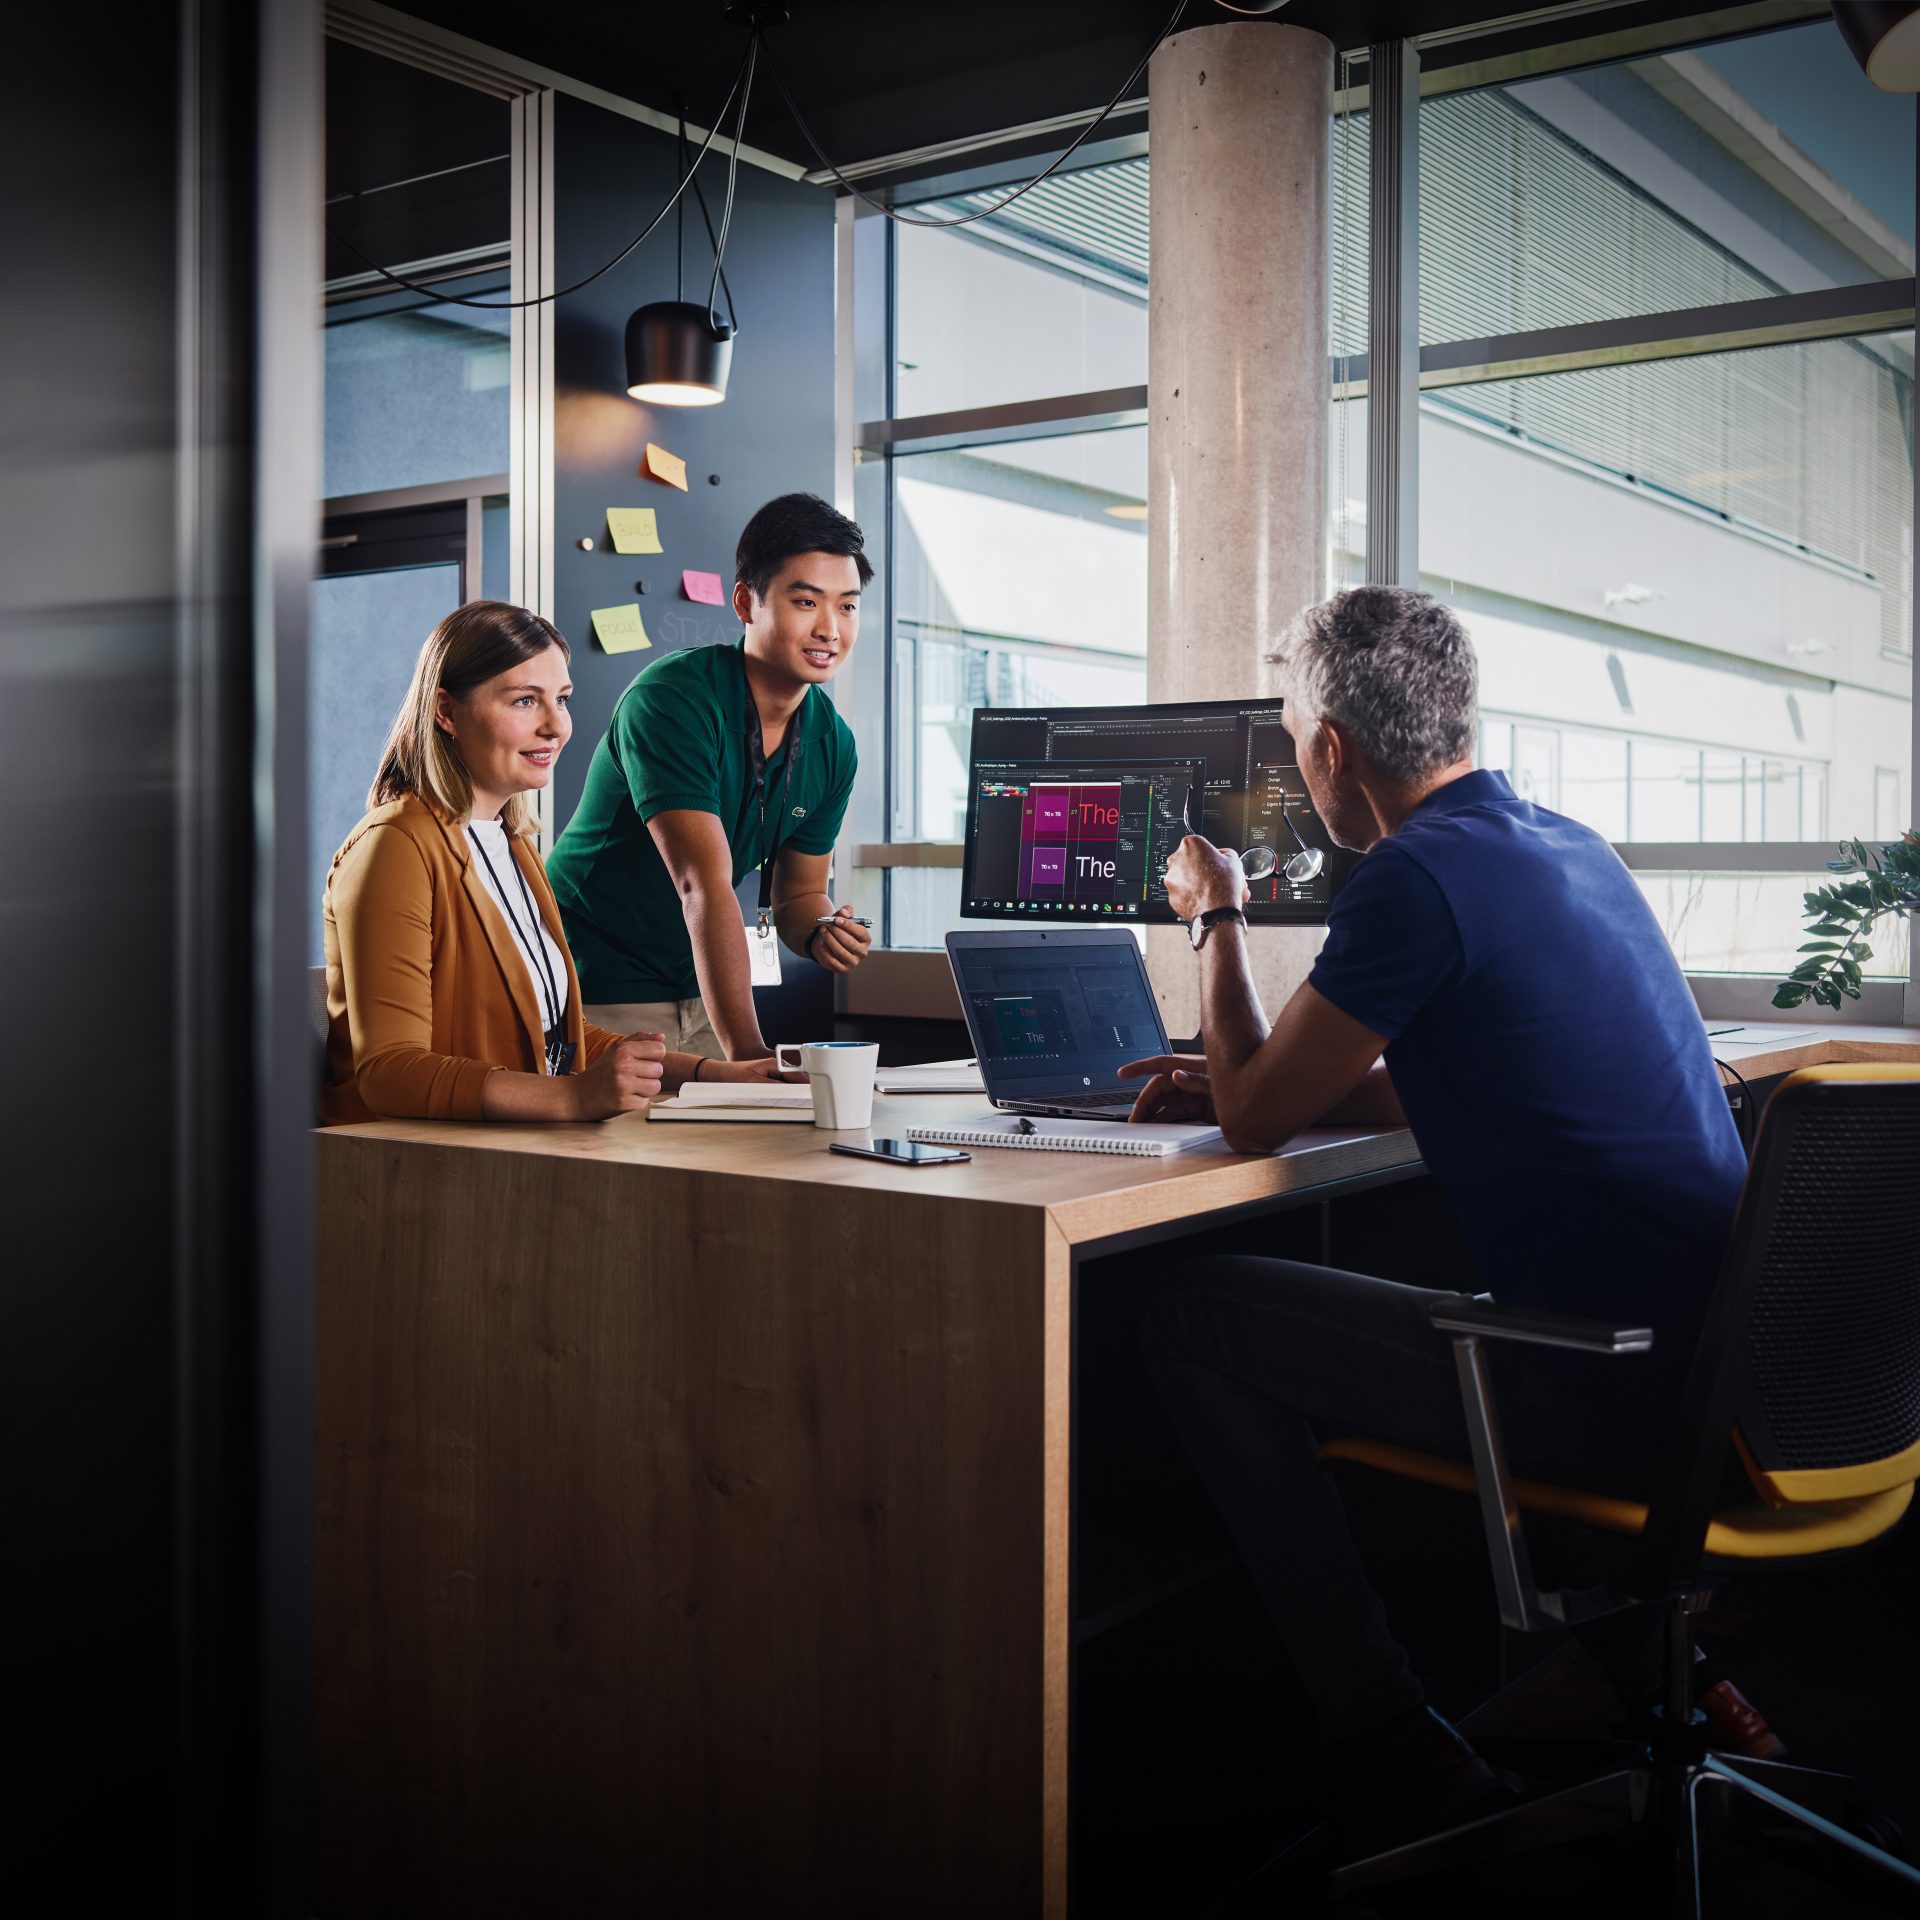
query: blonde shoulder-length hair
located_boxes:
[370,600,570,836]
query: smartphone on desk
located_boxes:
[829,1139,971,1167]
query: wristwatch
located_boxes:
[1188,904,1247,952]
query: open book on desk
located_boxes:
[907,1111,1222,1157]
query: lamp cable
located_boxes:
[321,39,755,312]
[753,0,1190,229]
[326,0,1206,308]
[707,35,757,334]
[677,101,740,332]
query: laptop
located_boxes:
[944,928,1173,1121]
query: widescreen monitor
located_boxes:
[960,698,1356,926]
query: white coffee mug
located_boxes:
[774,1041,879,1130]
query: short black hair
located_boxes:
[734,492,873,601]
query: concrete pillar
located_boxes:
[1147,21,1333,1038]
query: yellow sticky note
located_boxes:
[605,507,662,555]
[644,442,689,491]
[591,603,651,654]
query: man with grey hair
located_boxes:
[1123,586,1753,1855]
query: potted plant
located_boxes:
[1774,830,1920,1010]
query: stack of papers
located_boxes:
[650,1082,816,1124]
[873,1058,983,1094]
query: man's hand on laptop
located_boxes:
[1118,1054,1216,1125]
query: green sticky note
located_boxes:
[591,603,651,653]
[605,507,663,555]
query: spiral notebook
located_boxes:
[906,1113,1222,1157]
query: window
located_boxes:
[324,300,510,498]
[1479,716,1830,844]
[1413,20,1914,991]
[890,429,1148,842]
[1418,24,1914,345]
[893,163,1147,416]
[858,16,1917,1007]
[1421,336,1910,856]
[1878,766,1905,841]
[313,38,515,958]
[858,156,1154,947]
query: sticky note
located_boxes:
[682,569,726,605]
[644,442,688,491]
[591,603,651,653]
[605,507,662,555]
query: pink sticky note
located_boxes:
[682,569,726,605]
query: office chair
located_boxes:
[1318,1064,1920,1915]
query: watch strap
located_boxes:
[1191,904,1247,950]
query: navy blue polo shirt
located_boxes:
[1308,770,1747,1393]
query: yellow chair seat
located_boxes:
[1318,1438,1913,1560]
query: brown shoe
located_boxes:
[1699,1678,1786,1760]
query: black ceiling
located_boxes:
[325,39,510,282]
[323,0,1795,281]
[370,0,1742,176]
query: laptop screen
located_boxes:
[947,930,1168,1100]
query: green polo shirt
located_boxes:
[549,639,858,1002]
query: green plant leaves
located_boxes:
[1774,828,1916,1012]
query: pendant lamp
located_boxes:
[626,302,733,406]
[1836,3,1920,90]
[627,97,741,407]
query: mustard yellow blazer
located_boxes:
[321,792,620,1126]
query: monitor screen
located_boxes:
[960,699,1356,925]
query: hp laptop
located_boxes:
[944,928,1173,1121]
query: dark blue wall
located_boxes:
[552,94,840,1039]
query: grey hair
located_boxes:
[1268,587,1478,785]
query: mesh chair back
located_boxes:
[1733,1067,1920,1507]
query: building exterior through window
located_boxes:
[874,19,1913,980]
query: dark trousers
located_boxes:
[1139,1256,1685,1743]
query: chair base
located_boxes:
[1328,1749,1919,1916]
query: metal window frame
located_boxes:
[323,0,804,177]
[319,474,509,603]
[508,88,557,845]
[1368,40,1421,587]
[320,9,569,847]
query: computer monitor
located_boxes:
[960,698,1356,926]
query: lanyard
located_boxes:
[749,705,804,932]
[467,825,573,1073]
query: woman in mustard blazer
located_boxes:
[322,601,786,1125]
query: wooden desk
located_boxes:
[315,1021,1916,1917]
[315,1099,1421,1919]
[1694,1018,1919,1074]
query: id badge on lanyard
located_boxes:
[746,918,784,986]
[747,711,801,988]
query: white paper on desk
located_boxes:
[874,1059,984,1093]
[1706,1027,1814,1046]
[671,1080,813,1107]
[648,1098,813,1124]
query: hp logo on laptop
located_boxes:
[1083,1076,1092,1086]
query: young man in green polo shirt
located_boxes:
[549,493,872,1059]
